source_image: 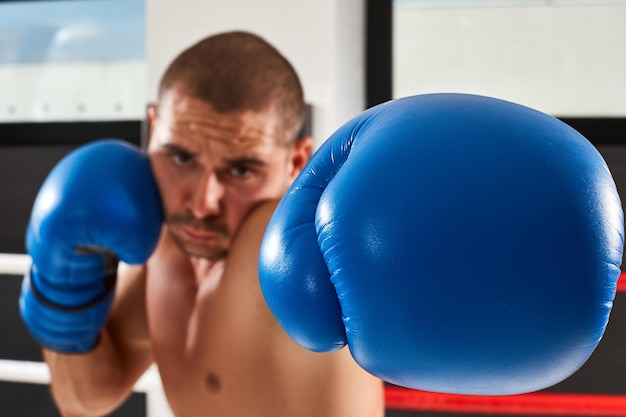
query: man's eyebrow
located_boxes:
[224,157,267,167]
[162,143,195,154]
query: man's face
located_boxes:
[148,87,310,260]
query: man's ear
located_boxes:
[288,136,314,182]
[143,104,158,151]
[148,103,158,127]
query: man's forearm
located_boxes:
[44,329,132,417]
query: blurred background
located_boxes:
[1,0,625,416]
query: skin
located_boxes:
[43,86,384,417]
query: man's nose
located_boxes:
[187,172,224,218]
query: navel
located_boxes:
[205,372,222,393]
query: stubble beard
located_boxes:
[167,214,230,260]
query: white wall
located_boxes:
[146,0,366,145]
[0,0,146,123]
[393,1,626,117]
[0,61,146,122]
[5,1,624,131]
[7,1,624,132]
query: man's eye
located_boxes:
[229,165,252,178]
[171,151,193,166]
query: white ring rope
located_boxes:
[0,253,174,417]
[0,359,49,385]
[0,253,31,276]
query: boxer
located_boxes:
[20,30,624,417]
[20,31,384,417]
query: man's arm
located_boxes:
[227,200,385,417]
[44,263,154,417]
[17,140,163,416]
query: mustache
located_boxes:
[168,215,229,236]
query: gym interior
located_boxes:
[1,0,626,416]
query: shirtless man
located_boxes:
[20,31,384,417]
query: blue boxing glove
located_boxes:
[20,139,163,353]
[259,93,624,395]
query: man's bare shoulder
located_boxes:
[231,199,282,248]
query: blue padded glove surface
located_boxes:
[20,139,163,353]
[259,93,624,395]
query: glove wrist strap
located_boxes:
[26,268,117,312]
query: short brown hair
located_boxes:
[158,31,306,144]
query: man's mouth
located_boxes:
[169,216,229,241]
[182,225,222,241]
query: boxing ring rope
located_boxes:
[3,252,626,416]
[0,253,30,276]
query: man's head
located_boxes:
[158,30,306,144]
[148,31,312,260]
